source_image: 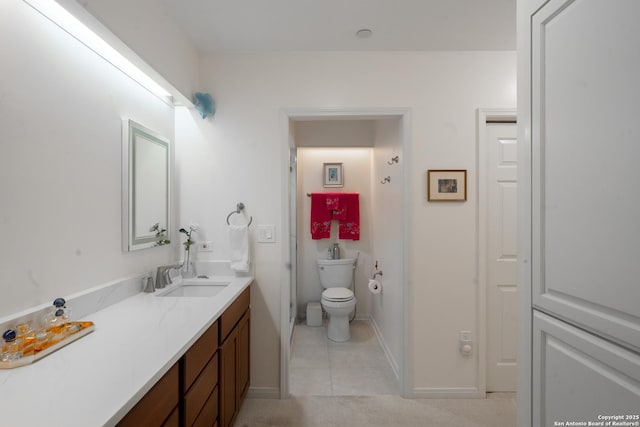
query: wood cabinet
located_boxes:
[219,288,250,427]
[117,286,250,427]
[117,363,179,427]
[183,320,219,427]
[237,310,250,402]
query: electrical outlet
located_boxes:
[197,241,213,252]
[459,331,472,342]
[459,331,473,356]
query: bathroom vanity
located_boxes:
[118,286,250,427]
[0,274,252,427]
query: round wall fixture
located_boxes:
[356,28,373,39]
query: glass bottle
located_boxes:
[2,329,23,361]
[16,323,36,357]
[44,309,67,346]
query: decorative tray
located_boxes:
[0,321,95,369]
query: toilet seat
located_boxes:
[322,288,354,302]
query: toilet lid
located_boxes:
[322,288,354,301]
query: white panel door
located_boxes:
[531,0,640,352]
[486,123,518,391]
[533,311,640,426]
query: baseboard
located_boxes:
[413,387,485,399]
[368,317,400,379]
[246,386,280,399]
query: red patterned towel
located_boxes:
[338,193,360,240]
[325,193,347,220]
[310,193,332,239]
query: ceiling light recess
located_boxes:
[356,28,373,39]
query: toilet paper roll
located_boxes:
[368,279,382,294]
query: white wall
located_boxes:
[295,147,373,320]
[370,118,404,376]
[79,0,200,101]
[177,51,516,395]
[0,2,177,316]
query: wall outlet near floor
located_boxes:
[197,241,213,252]
[459,331,473,356]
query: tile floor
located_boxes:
[236,319,517,426]
[235,393,517,427]
[289,320,399,396]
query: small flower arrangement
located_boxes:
[150,223,170,246]
[179,225,199,251]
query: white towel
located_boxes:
[229,224,250,273]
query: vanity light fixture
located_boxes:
[23,0,172,102]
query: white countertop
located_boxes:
[0,275,252,427]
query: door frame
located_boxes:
[477,108,517,395]
[279,107,413,399]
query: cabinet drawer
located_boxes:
[192,386,219,427]
[117,363,179,427]
[184,321,218,391]
[220,287,250,342]
[185,352,219,426]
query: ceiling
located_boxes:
[162,0,516,53]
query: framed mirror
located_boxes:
[122,119,170,251]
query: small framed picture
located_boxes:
[427,170,467,201]
[323,163,343,187]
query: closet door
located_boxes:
[532,312,640,426]
[531,0,640,352]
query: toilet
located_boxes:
[317,258,357,342]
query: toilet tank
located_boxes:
[317,258,355,288]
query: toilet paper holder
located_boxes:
[372,270,383,279]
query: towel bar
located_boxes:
[226,202,253,226]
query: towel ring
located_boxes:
[226,202,253,226]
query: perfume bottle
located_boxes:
[15,323,36,357]
[34,331,50,353]
[2,329,23,361]
[42,298,72,333]
[53,297,72,323]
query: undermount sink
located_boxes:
[157,282,230,298]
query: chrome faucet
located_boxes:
[155,264,183,289]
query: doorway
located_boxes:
[478,109,518,393]
[279,108,412,398]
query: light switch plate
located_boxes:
[257,225,276,243]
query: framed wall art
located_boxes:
[427,169,467,201]
[323,163,343,188]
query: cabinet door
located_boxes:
[533,311,640,426]
[531,0,640,351]
[237,310,250,405]
[219,328,238,427]
[117,363,179,427]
